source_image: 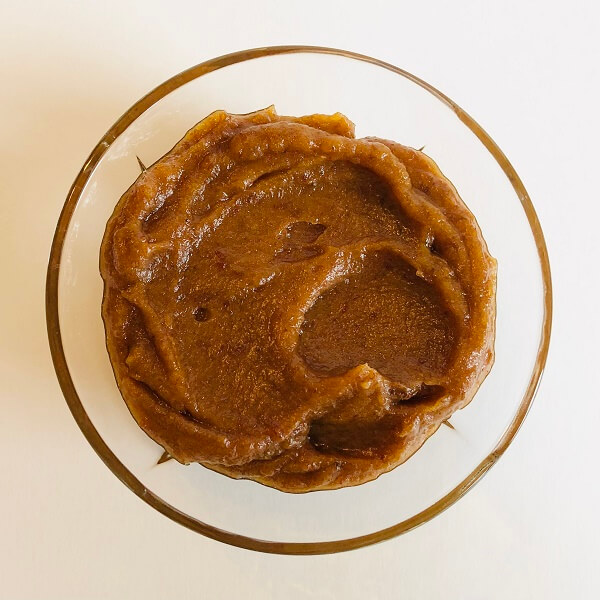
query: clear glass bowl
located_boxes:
[46,46,552,554]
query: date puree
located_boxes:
[100,107,496,492]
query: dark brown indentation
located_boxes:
[179,408,211,428]
[136,381,170,408]
[298,251,456,382]
[250,167,290,188]
[425,233,442,257]
[389,383,445,407]
[193,306,211,322]
[308,416,401,459]
[274,221,327,263]
[285,221,327,244]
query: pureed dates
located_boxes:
[100,108,496,492]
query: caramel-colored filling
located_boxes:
[101,108,496,492]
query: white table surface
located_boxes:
[1,1,598,598]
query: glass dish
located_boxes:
[46,46,552,554]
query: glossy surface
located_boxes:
[100,107,496,491]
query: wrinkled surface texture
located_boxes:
[100,108,497,492]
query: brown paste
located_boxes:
[100,107,496,492]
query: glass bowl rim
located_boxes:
[45,45,553,555]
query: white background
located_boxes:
[1,1,598,598]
